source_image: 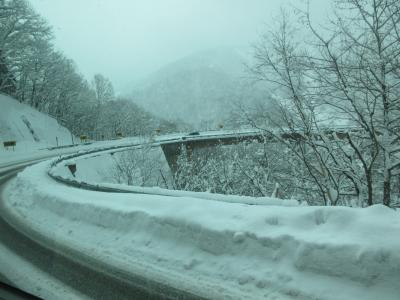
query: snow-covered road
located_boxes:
[0,162,208,300]
[1,134,400,300]
[0,139,209,299]
[3,158,400,299]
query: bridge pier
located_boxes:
[160,143,183,174]
[160,142,194,174]
[160,129,352,178]
[160,134,264,175]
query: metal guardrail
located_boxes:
[45,131,400,209]
[46,132,265,196]
[46,129,343,193]
[45,134,302,207]
[46,139,173,194]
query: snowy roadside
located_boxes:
[0,243,88,300]
[0,136,148,169]
[48,136,300,206]
[3,160,400,300]
[50,155,300,206]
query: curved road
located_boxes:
[0,156,207,300]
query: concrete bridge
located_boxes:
[159,128,351,173]
[160,130,263,173]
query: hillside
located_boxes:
[130,48,271,129]
[0,94,74,151]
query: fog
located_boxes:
[29,0,329,92]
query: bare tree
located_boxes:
[249,0,400,206]
[301,0,400,206]
[112,146,171,188]
[92,73,115,104]
[249,10,363,206]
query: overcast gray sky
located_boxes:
[29,0,329,92]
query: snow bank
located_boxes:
[97,184,300,206]
[0,94,73,153]
[50,150,299,206]
[3,161,400,300]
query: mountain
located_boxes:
[129,48,270,129]
[0,94,74,150]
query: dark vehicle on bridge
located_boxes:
[188,131,200,136]
[182,131,200,140]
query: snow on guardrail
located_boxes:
[47,138,300,207]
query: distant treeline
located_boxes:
[0,0,178,138]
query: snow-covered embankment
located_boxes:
[3,159,400,300]
[0,94,73,151]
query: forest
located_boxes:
[0,0,178,139]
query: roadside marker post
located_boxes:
[67,163,77,177]
[3,141,16,151]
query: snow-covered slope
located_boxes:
[0,94,73,150]
[130,48,272,128]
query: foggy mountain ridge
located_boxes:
[129,48,270,129]
[136,48,249,86]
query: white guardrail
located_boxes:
[47,131,299,207]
